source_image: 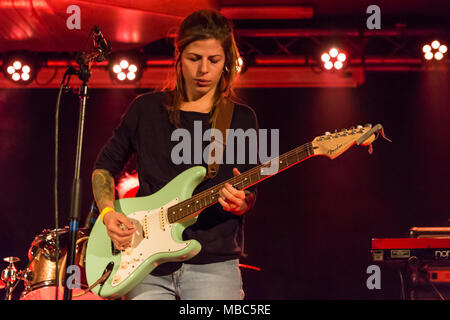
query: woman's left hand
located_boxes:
[218,168,248,215]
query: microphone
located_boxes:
[92,25,111,61]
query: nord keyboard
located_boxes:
[371,237,450,262]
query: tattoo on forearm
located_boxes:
[92,169,115,210]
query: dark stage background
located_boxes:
[0,71,448,299]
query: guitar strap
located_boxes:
[204,99,234,180]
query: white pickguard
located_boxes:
[111,198,189,287]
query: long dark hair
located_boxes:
[164,9,240,127]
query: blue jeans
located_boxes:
[125,259,244,300]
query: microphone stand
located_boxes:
[63,48,107,300]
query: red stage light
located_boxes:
[337,53,346,62]
[321,53,330,62]
[329,48,338,58]
[321,48,347,71]
[431,40,440,50]
[423,41,447,61]
[334,61,343,70]
[109,57,142,83]
[324,61,333,70]
[2,57,36,84]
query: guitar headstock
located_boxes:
[312,124,378,159]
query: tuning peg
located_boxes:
[331,129,340,138]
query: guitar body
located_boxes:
[85,123,386,299]
[85,166,206,299]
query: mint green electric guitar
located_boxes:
[85,124,388,298]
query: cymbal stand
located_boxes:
[1,257,20,300]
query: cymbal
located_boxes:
[3,257,20,264]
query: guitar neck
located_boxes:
[167,141,314,223]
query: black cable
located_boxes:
[398,270,406,300]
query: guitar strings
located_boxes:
[170,128,367,221]
[169,142,312,222]
[178,142,311,208]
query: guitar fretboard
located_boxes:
[167,142,314,223]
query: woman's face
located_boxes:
[181,38,226,101]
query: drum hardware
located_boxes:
[1,257,20,300]
[1,226,106,300]
[22,228,86,297]
[0,241,43,299]
[19,227,104,300]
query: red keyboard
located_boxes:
[371,237,450,262]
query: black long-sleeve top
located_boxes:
[94,91,258,273]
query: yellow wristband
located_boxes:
[100,207,114,222]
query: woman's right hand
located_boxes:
[103,211,136,251]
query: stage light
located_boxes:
[128,64,137,73]
[431,40,440,50]
[117,72,126,81]
[321,53,330,62]
[337,53,346,62]
[422,41,447,61]
[13,61,22,70]
[324,61,333,70]
[235,50,256,74]
[424,52,434,60]
[127,72,136,80]
[334,61,343,70]
[434,52,444,60]
[22,65,30,74]
[329,48,338,58]
[119,59,129,69]
[422,45,431,53]
[112,64,121,73]
[320,48,347,71]
[2,54,40,85]
[236,56,244,73]
[108,54,143,83]
[6,66,15,74]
